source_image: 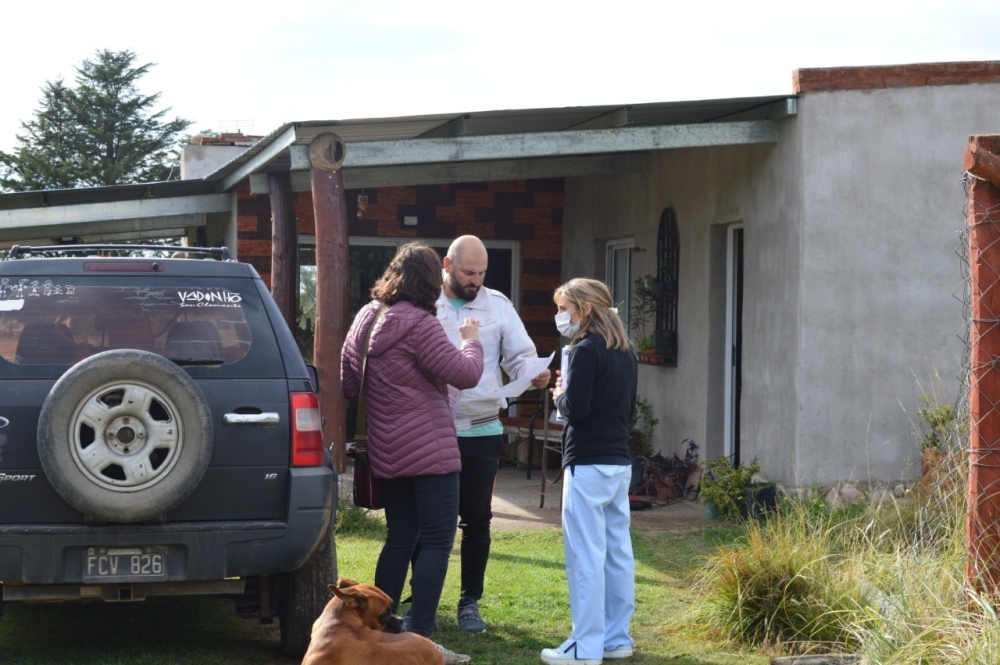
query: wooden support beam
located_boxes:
[309,133,350,474]
[964,139,1000,189]
[268,171,297,330]
[966,133,1000,597]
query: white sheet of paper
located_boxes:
[494,352,555,399]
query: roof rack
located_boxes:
[7,245,232,261]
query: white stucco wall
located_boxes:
[563,81,998,487]
[790,84,989,485]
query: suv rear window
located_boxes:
[0,281,251,366]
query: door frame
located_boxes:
[723,224,743,462]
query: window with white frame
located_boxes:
[605,239,634,330]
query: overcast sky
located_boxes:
[2,0,1000,153]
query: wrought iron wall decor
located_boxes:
[648,207,678,366]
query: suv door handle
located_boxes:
[223,413,281,426]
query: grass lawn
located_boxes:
[336,520,769,665]
[0,520,768,664]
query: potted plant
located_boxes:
[699,456,762,521]
[628,396,659,458]
[630,275,663,363]
[636,336,659,363]
[629,276,654,341]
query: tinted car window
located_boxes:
[0,281,251,366]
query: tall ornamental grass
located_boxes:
[695,497,870,652]
[694,441,1000,663]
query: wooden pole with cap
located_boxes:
[309,133,350,473]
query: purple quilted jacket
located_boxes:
[341,300,484,479]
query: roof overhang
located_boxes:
[0,95,797,247]
[0,186,230,247]
[214,97,796,193]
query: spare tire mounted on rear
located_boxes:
[37,349,213,523]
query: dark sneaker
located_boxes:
[434,642,471,664]
[402,609,437,632]
[457,596,487,633]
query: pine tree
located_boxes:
[0,49,192,191]
[0,80,81,191]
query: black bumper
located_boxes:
[0,467,336,587]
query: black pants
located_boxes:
[377,472,459,637]
[457,434,503,600]
[410,434,502,602]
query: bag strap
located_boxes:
[355,304,389,449]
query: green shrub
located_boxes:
[628,395,659,457]
[700,456,760,521]
[917,395,954,450]
[696,509,869,652]
[334,500,386,538]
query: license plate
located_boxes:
[83,546,168,582]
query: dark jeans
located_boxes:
[456,434,503,600]
[408,436,502,603]
[375,472,459,638]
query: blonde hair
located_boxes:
[553,278,630,351]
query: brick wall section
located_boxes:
[236,178,565,358]
[793,61,1000,94]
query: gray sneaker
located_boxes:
[457,596,487,633]
[434,642,471,664]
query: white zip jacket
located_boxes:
[436,286,541,431]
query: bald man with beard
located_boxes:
[409,235,550,635]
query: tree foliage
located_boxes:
[0,49,192,191]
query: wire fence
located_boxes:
[961,161,1000,594]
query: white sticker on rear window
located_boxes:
[0,299,24,311]
[177,289,243,308]
[1,278,75,299]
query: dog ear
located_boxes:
[331,583,369,609]
[336,577,359,589]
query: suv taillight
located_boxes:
[291,392,324,467]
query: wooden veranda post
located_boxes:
[965,134,1000,595]
[268,171,297,331]
[309,133,349,473]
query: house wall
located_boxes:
[565,74,999,487]
[565,139,803,481]
[741,120,805,487]
[791,83,995,486]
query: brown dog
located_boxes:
[301,578,444,665]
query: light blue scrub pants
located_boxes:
[558,463,635,660]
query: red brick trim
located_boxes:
[793,61,1000,94]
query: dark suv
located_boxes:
[0,245,336,657]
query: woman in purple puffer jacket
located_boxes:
[341,242,483,660]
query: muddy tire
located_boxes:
[278,530,337,657]
[37,349,213,523]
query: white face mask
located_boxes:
[555,311,580,338]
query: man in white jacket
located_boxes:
[436,235,550,633]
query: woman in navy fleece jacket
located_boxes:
[543,277,638,665]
